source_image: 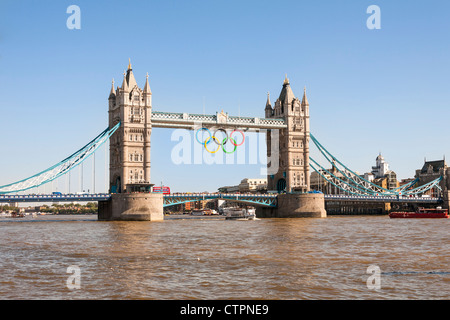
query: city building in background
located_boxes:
[310,153,399,194]
[415,158,449,197]
[218,178,267,194]
[370,153,399,190]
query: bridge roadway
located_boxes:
[0,193,441,205]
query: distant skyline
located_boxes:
[1,0,450,193]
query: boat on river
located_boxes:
[389,207,449,219]
[224,207,257,220]
[10,212,25,218]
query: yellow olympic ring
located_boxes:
[204,136,221,153]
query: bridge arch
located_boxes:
[277,178,286,193]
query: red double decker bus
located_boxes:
[153,186,170,194]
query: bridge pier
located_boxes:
[98,193,163,221]
[256,193,326,218]
[443,190,450,210]
[325,200,390,215]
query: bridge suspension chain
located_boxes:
[0,122,120,194]
[309,158,374,196]
[309,134,442,197]
[310,134,398,195]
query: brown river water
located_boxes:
[0,214,449,300]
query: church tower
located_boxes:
[265,75,310,193]
[108,59,153,193]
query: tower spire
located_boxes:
[122,70,129,91]
[125,59,138,90]
[301,86,309,106]
[265,91,271,107]
[143,72,151,94]
[109,78,116,98]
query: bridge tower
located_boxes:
[265,75,310,193]
[99,60,163,221]
[108,59,153,194]
[258,76,326,218]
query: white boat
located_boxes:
[224,207,257,220]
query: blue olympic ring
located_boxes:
[195,128,212,145]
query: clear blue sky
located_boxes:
[1,0,449,193]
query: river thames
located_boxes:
[0,214,449,300]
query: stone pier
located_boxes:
[98,193,163,221]
[256,193,326,218]
[443,190,450,210]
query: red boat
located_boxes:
[389,207,449,219]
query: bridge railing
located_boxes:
[0,193,111,203]
[324,194,441,202]
[162,192,278,207]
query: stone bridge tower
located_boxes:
[108,59,153,194]
[265,75,310,193]
[257,75,326,218]
[99,60,163,221]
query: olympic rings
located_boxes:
[195,128,245,154]
[196,128,212,145]
[221,137,237,154]
[230,129,245,146]
[204,136,221,153]
[213,129,228,145]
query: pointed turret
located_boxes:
[125,58,138,90]
[265,92,273,118]
[278,74,295,104]
[301,87,309,106]
[109,78,116,99]
[143,72,151,94]
[265,92,272,108]
[121,70,129,91]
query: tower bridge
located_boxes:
[1,60,448,220]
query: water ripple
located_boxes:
[0,215,449,299]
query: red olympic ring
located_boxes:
[230,129,245,146]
